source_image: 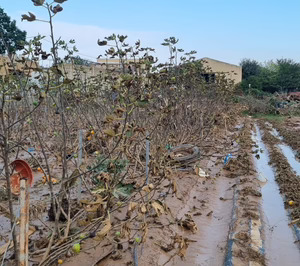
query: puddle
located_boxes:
[252,125,300,266]
[265,122,283,140]
[265,122,300,176]
[270,128,283,140]
[277,144,300,176]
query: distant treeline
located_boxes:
[240,58,300,94]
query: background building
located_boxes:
[200,57,242,84]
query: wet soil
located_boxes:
[259,121,300,226]
[252,124,300,265]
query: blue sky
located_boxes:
[1,0,300,65]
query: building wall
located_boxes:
[59,64,104,80]
[201,57,242,84]
[0,56,39,77]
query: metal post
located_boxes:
[77,130,83,202]
[133,243,138,266]
[19,178,29,266]
[145,132,150,185]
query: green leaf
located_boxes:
[113,184,134,199]
[126,130,133,138]
[136,99,149,108]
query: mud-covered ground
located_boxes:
[259,120,300,225]
[59,118,268,266]
[1,116,300,266]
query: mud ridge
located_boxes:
[224,120,266,266]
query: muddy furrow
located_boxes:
[223,120,266,266]
[252,123,300,266]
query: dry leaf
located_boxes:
[96,172,111,183]
[21,12,36,22]
[32,0,45,6]
[194,166,209,177]
[141,223,148,243]
[51,4,63,13]
[173,235,194,258]
[140,204,147,214]
[103,129,116,137]
[128,202,138,211]
[142,184,153,193]
[81,195,104,206]
[180,214,198,233]
[120,222,131,238]
[176,236,188,258]
[96,219,111,240]
[151,201,164,216]
[173,180,178,196]
[98,40,108,46]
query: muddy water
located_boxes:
[252,125,300,266]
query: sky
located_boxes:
[1,0,300,65]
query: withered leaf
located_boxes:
[151,201,164,216]
[96,219,111,240]
[21,12,36,22]
[142,185,151,193]
[128,202,138,213]
[103,129,116,137]
[140,204,147,214]
[98,40,108,46]
[174,235,189,258]
[32,0,45,6]
[51,4,63,13]
[118,35,128,43]
[54,0,67,3]
[120,222,131,238]
[180,214,198,233]
[141,223,148,243]
[81,195,104,206]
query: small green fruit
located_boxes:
[73,154,78,158]
[135,237,141,243]
[72,243,80,254]
[33,101,38,106]
[79,233,86,239]
[115,231,121,237]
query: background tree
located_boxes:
[0,7,27,55]
[276,59,300,92]
[240,58,300,94]
[67,55,93,66]
[240,58,261,80]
